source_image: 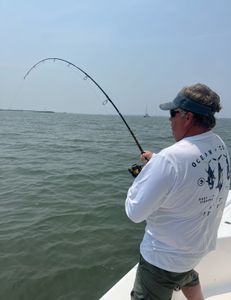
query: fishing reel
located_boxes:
[128,163,143,178]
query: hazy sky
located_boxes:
[1,0,231,116]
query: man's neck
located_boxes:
[184,126,210,138]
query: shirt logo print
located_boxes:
[206,154,230,191]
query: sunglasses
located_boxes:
[170,110,180,118]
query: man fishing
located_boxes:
[125,83,230,300]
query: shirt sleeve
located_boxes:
[125,154,176,223]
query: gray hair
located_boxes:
[180,83,221,129]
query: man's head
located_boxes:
[159,83,221,141]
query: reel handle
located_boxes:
[128,152,150,177]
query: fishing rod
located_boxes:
[24,57,145,177]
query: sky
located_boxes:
[1,0,231,116]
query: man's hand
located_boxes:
[141,151,153,163]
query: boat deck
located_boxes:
[206,293,231,300]
[100,192,231,300]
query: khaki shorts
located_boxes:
[131,255,199,300]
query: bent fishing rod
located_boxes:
[24,57,145,177]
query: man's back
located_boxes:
[127,131,230,272]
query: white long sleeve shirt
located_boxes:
[125,131,230,272]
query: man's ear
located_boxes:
[186,112,194,121]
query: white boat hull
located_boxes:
[100,191,231,300]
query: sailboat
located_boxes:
[144,105,150,117]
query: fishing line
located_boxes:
[24,57,145,176]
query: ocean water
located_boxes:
[1,111,231,300]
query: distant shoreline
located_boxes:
[0,109,55,113]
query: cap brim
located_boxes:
[159,101,177,111]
